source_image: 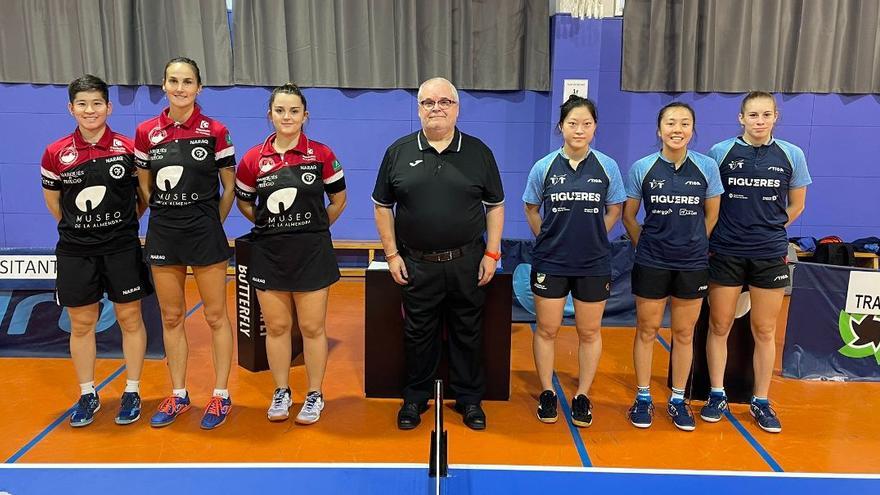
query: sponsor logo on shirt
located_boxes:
[586,178,603,184]
[762,195,779,201]
[649,179,665,189]
[267,187,298,214]
[685,180,702,186]
[728,159,744,171]
[679,208,698,216]
[728,193,748,200]
[409,159,423,167]
[156,166,184,191]
[301,172,316,185]
[191,146,208,161]
[332,160,342,171]
[549,191,601,202]
[550,206,570,213]
[728,177,781,187]
[649,195,700,205]
[195,121,211,136]
[549,174,567,185]
[74,185,106,212]
[109,164,126,179]
[767,166,785,173]
[651,208,673,215]
[111,139,127,152]
[583,207,600,214]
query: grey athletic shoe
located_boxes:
[295,391,324,425]
[267,388,292,422]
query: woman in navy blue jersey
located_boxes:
[700,92,811,433]
[622,102,723,432]
[135,57,237,430]
[236,84,347,424]
[523,95,625,427]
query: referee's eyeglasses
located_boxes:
[419,98,457,111]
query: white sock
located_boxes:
[670,387,685,402]
[80,382,96,396]
[124,380,140,394]
[172,388,188,399]
[212,389,229,399]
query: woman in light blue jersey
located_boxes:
[522,95,625,427]
[701,92,811,434]
[622,102,723,432]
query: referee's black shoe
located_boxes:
[397,401,429,430]
[455,402,486,430]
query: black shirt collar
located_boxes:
[417,128,463,153]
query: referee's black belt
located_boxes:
[403,240,480,263]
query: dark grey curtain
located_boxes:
[233,0,550,90]
[622,0,880,93]
[0,0,232,85]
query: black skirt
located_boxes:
[250,231,340,292]
[144,204,232,266]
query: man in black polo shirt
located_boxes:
[372,77,505,431]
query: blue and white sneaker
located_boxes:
[667,400,696,431]
[115,391,142,425]
[200,396,232,430]
[750,400,782,433]
[628,398,654,428]
[150,394,191,428]
[70,393,101,427]
[700,393,728,423]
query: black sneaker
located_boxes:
[536,390,558,424]
[570,394,593,428]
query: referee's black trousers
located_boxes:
[400,246,487,405]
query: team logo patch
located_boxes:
[649,179,665,189]
[728,159,744,171]
[74,185,106,212]
[191,146,208,161]
[301,172,317,185]
[148,127,167,144]
[200,120,210,129]
[109,164,126,179]
[536,273,546,284]
[259,157,275,172]
[267,187,297,214]
[59,146,78,165]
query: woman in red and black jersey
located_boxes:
[134,57,236,430]
[235,84,347,424]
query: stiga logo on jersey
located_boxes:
[586,178,603,184]
[148,127,167,144]
[59,146,78,165]
[767,166,785,173]
[728,159,744,171]
[838,312,880,364]
[685,180,702,186]
[649,179,665,189]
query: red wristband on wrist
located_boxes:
[484,250,501,261]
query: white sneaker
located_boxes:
[295,391,324,425]
[267,388,292,422]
